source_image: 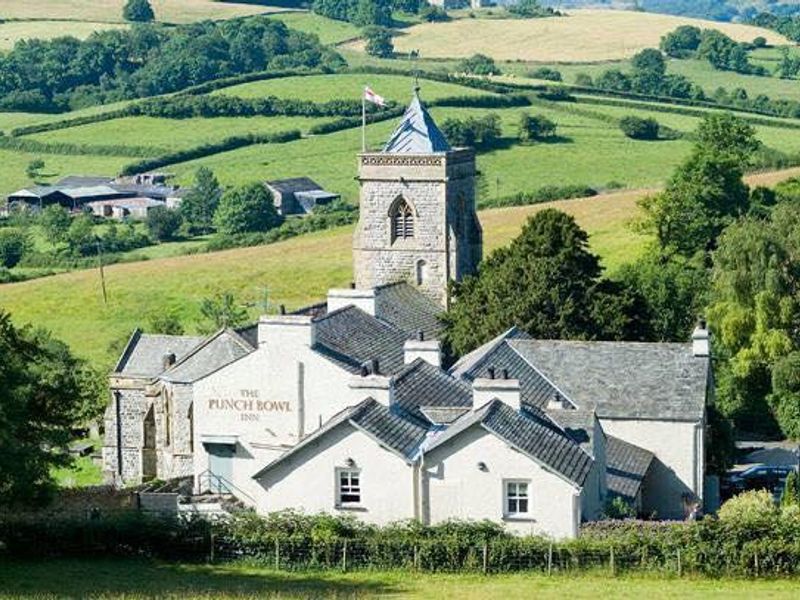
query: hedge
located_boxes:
[478,185,598,209]
[0,134,162,158]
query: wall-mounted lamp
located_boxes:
[477,461,488,472]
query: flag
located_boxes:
[364,86,386,107]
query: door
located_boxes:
[206,443,235,494]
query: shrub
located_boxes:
[718,489,777,524]
[122,0,155,23]
[529,67,562,81]
[518,113,557,142]
[363,26,393,58]
[419,5,449,22]
[753,36,768,49]
[440,114,501,148]
[457,54,499,76]
[619,116,660,140]
[146,207,182,242]
[214,183,281,236]
[0,229,28,268]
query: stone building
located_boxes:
[103,90,713,535]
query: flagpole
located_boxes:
[362,90,367,152]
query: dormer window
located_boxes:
[391,197,414,241]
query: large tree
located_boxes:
[180,167,223,234]
[214,183,281,236]
[123,0,155,23]
[443,209,648,356]
[0,311,102,505]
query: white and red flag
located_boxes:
[363,86,386,107]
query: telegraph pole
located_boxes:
[96,237,108,306]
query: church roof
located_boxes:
[113,330,204,378]
[383,91,451,154]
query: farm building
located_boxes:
[103,90,713,537]
[87,197,166,220]
[265,177,340,215]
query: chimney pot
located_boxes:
[279,304,286,315]
[371,358,380,375]
[487,367,496,380]
[501,369,509,380]
[417,330,425,342]
[360,364,369,377]
[162,353,176,369]
[349,282,356,290]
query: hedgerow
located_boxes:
[478,185,598,209]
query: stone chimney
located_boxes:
[258,314,315,349]
[404,330,442,367]
[692,319,710,357]
[472,369,521,411]
[162,353,177,370]
[349,359,392,406]
[327,286,376,316]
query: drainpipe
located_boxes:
[114,390,123,480]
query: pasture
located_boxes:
[267,11,361,45]
[384,9,786,63]
[2,558,800,599]
[0,20,128,51]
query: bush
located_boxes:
[146,207,182,242]
[440,114,501,148]
[122,0,155,22]
[457,54,500,76]
[419,5,449,22]
[619,116,660,140]
[718,489,777,524]
[0,229,28,268]
[518,113,557,142]
[214,183,281,236]
[529,67,562,81]
[363,26,393,58]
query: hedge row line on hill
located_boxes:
[477,185,598,210]
[0,134,164,158]
[5,511,800,577]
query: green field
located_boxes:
[212,72,494,103]
[25,115,331,153]
[2,558,800,599]
[267,12,361,45]
[0,20,128,51]
[0,100,134,134]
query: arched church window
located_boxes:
[416,259,427,286]
[391,197,414,241]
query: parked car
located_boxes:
[723,464,797,499]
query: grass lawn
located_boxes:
[1,558,800,598]
[0,20,128,51]
[0,100,134,135]
[52,437,103,488]
[0,0,281,24]
[379,9,785,63]
[212,72,494,103]
[24,115,332,154]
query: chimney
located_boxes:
[258,314,315,349]
[472,371,521,411]
[162,353,176,370]
[692,319,710,357]
[404,330,442,367]
[547,391,569,411]
[349,360,392,406]
[327,287,376,316]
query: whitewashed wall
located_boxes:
[423,425,582,539]
[254,423,417,525]
[601,418,703,519]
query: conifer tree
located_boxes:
[123,0,155,23]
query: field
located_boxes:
[0,0,283,24]
[3,167,798,369]
[267,12,361,45]
[0,20,128,50]
[2,558,800,598]
[384,9,787,63]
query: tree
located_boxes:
[457,54,499,76]
[26,158,45,181]
[619,116,660,140]
[180,167,222,234]
[442,209,647,355]
[637,113,759,256]
[214,183,281,236]
[364,27,394,59]
[146,206,182,242]
[518,113,557,142]
[660,25,702,58]
[66,214,96,256]
[529,67,562,81]
[781,470,800,508]
[38,205,71,244]
[630,48,667,95]
[198,292,248,333]
[147,311,185,335]
[0,311,102,505]
[123,0,155,23]
[0,229,28,269]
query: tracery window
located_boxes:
[391,197,414,241]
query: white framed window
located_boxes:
[504,479,531,517]
[336,468,361,506]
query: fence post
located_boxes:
[677,548,682,577]
[342,539,348,573]
[274,538,280,571]
[482,542,489,575]
[609,546,615,576]
[547,543,553,576]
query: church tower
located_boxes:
[353,90,482,308]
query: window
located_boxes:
[391,197,414,241]
[415,259,427,286]
[504,480,530,517]
[337,468,361,505]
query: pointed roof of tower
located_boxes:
[383,89,451,154]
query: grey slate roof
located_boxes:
[253,398,429,479]
[313,306,408,375]
[161,329,255,384]
[56,175,115,187]
[266,177,324,194]
[114,330,204,378]
[374,282,443,340]
[606,436,655,502]
[449,327,530,379]
[509,340,709,421]
[383,92,451,154]
[545,408,597,456]
[392,358,472,423]
[426,400,594,487]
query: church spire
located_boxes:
[382,89,451,154]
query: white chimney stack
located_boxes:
[327,286,376,316]
[547,392,569,411]
[472,370,521,411]
[258,314,315,348]
[404,331,442,367]
[349,361,392,406]
[692,319,710,357]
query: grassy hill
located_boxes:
[2,167,799,369]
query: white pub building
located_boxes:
[104,91,713,538]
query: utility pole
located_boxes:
[96,237,108,306]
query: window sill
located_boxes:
[335,504,367,512]
[503,515,536,523]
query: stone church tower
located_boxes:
[353,90,482,308]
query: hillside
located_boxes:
[2,167,799,369]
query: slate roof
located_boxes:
[383,91,451,154]
[509,340,709,421]
[374,282,443,340]
[161,329,255,384]
[56,175,115,187]
[449,327,530,379]
[606,436,655,502]
[113,330,204,378]
[253,398,429,479]
[426,400,594,487]
[266,177,324,194]
[313,305,408,375]
[392,359,472,423]
[545,408,597,455]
